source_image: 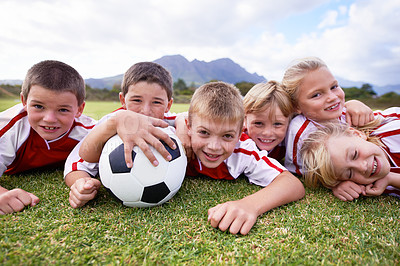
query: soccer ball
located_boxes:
[99,126,187,207]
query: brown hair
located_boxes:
[21,60,85,105]
[121,62,173,100]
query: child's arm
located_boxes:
[64,170,101,208]
[207,171,304,235]
[0,186,39,215]
[79,110,176,167]
[344,100,374,127]
[331,180,366,201]
[365,172,400,196]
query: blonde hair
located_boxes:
[281,57,327,109]
[301,119,384,188]
[188,81,244,130]
[243,80,294,119]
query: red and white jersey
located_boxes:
[63,108,177,178]
[0,103,96,176]
[285,107,400,176]
[371,112,400,198]
[186,133,286,187]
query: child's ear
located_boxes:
[75,102,85,118]
[348,127,367,140]
[119,92,126,109]
[20,92,27,107]
[185,117,192,136]
[165,98,173,113]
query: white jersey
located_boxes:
[285,107,400,175]
[186,133,286,187]
[63,108,177,178]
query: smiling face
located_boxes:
[22,85,84,141]
[296,66,345,122]
[245,105,289,151]
[120,81,172,119]
[327,134,390,185]
[188,114,241,168]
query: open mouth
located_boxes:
[259,138,274,143]
[325,102,339,111]
[203,151,221,161]
[371,158,378,176]
[44,126,58,130]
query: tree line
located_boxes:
[1,81,399,109]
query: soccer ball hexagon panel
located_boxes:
[99,126,187,207]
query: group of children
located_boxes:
[1,57,399,235]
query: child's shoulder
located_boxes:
[0,103,28,130]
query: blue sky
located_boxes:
[0,0,399,88]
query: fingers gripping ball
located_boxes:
[99,127,187,207]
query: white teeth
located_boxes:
[372,160,377,175]
[260,139,274,143]
[44,126,56,130]
[326,103,339,110]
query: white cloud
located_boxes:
[318,10,338,29]
[0,0,399,87]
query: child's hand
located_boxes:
[208,200,258,235]
[344,100,374,127]
[331,180,366,201]
[175,113,194,161]
[69,177,101,208]
[365,176,389,196]
[0,188,39,215]
[115,111,176,167]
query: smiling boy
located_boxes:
[0,60,96,214]
[185,81,305,235]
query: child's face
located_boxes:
[327,134,390,185]
[22,85,84,141]
[245,106,289,151]
[120,81,172,119]
[188,115,241,168]
[296,67,345,122]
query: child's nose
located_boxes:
[43,111,57,122]
[140,104,152,116]
[207,138,221,150]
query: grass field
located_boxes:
[1,99,400,264]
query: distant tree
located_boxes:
[360,83,377,96]
[173,79,188,92]
[235,81,255,96]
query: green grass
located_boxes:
[1,100,400,264]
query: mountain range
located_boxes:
[1,55,399,95]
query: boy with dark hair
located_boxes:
[0,60,96,214]
[65,62,176,208]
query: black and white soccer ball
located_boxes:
[99,126,187,207]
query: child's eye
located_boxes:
[223,134,234,139]
[153,101,163,105]
[311,93,321,98]
[352,150,358,160]
[59,108,70,113]
[331,84,339,90]
[348,169,353,179]
[132,99,142,103]
[33,104,44,109]
[273,122,284,127]
[198,130,209,136]
[254,121,263,127]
